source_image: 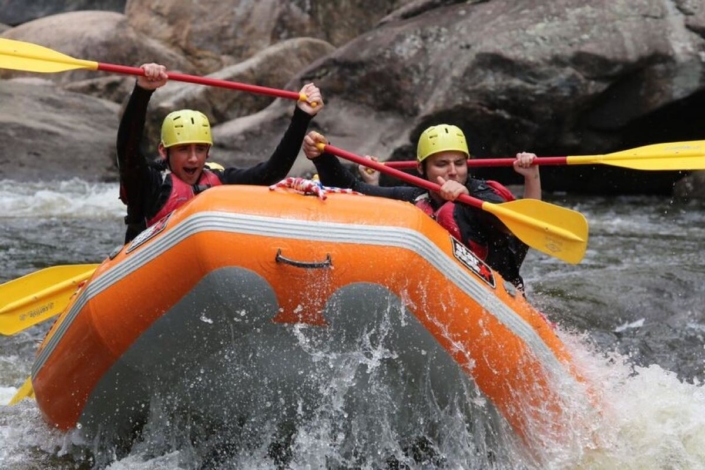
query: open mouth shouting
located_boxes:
[161,142,211,184]
[179,165,202,184]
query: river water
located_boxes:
[0,179,704,469]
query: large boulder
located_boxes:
[2,0,704,197]
[208,95,408,179]
[125,0,417,72]
[0,79,119,182]
[138,38,336,153]
[290,0,705,193]
[0,11,194,90]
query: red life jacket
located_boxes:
[147,170,222,226]
[413,180,515,260]
[484,180,516,203]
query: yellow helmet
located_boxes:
[416,124,469,162]
[160,109,213,148]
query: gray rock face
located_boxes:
[0,79,119,182]
[289,0,705,194]
[138,38,337,154]
[0,12,195,86]
[1,0,703,195]
[124,0,417,72]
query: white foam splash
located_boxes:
[614,318,645,333]
[552,330,705,468]
[0,179,123,219]
[0,387,17,406]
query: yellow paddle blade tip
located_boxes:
[0,38,98,73]
[8,377,34,405]
[485,199,589,264]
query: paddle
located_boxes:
[319,144,589,264]
[8,377,34,405]
[383,140,705,171]
[2,264,97,404]
[0,38,307,102]
[0,264,98,335]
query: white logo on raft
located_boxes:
[126,212,172,254]
[450,237,496,288]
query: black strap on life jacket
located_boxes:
[122,159,168,244]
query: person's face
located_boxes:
[159,143,210,185]
[417,150,468,185]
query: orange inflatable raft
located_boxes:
[30,184,594,453]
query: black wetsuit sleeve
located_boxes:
[116,84,163,220]
[312,152,421,202]
[219,107,313,185]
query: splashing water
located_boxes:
[0,179,124,219]
[1,183,704,468]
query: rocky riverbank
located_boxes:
[1,0,704,196]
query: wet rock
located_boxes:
[2,0,703,194]
[0,79,119,182]
[673,170,705,199]
[125,0,417,72]
[291,0,705,193]
[137,38,337,153]
[0,11,195,87]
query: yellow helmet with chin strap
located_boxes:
[416,124,469,162]
[161,109,213,148]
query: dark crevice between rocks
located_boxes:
[480,62,705,195]
[401,85,705,195]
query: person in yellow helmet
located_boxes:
[303,125,540,289]
[117,63,324,243]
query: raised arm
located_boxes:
[220,83,324,185]
[116,63,168,199]
[513,152,541,200]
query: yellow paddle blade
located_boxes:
[8,377,34,405]
[0,264,98,335]
[483,199,588,264]
[0,38,98,73]
[568,140,705,170]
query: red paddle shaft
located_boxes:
[97,63,304,101]
[384,157,569,169]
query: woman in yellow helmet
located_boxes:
[117,63,324,243]
[303,126,540,289]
